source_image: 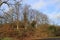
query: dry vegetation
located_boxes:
[0,22,60,40]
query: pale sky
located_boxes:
[0,0,60,25]
[23,0,60,25]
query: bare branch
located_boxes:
[0,0,9,6]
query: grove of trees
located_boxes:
[0,0,60,40]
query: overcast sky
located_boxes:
[0,0,60,25]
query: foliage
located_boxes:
[31,20,36,28]
[48,25,56,33]
[55,26,60,36]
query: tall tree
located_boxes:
[23,5,30,29]
[0,0,22,30]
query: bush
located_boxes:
[31,20,36,28]
[48,25,56,32]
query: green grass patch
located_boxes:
[1,37,13,40]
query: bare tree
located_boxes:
[36,12,49,24]
[3,8,15,23]
[0,0,22,30]
[23,5,30,29]
[0,16,4,24]
[0,0,49,29]
[28,9,49,27]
